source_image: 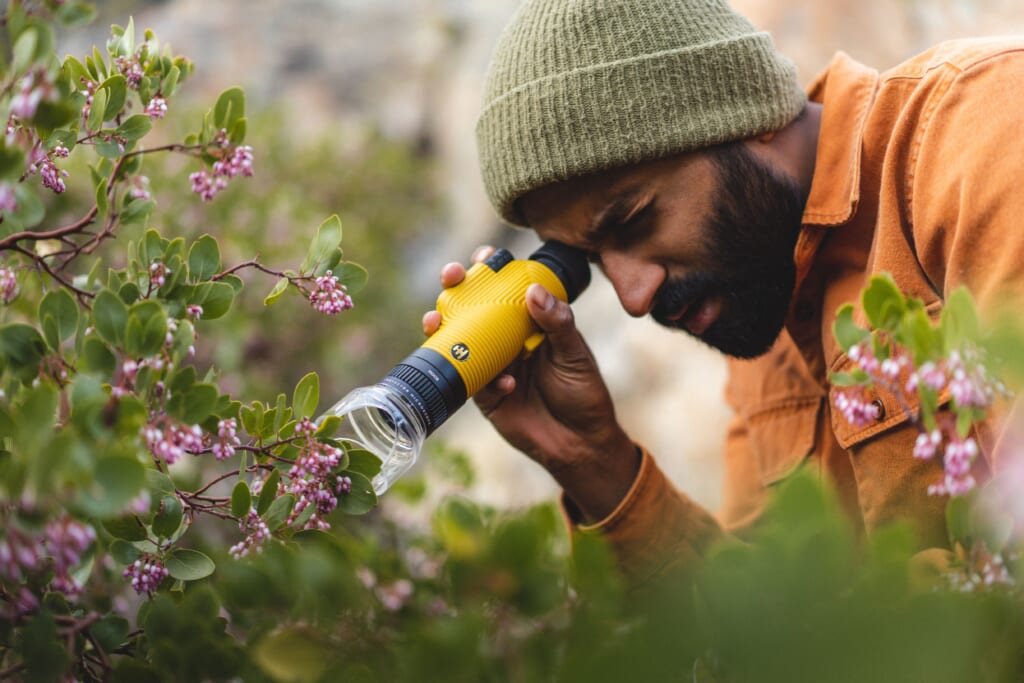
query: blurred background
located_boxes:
[65,0,1024,512]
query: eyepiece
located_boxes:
[529,241,591,302]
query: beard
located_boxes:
[650,142,805,358]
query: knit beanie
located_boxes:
[476,0,806,226]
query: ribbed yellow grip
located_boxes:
[421,260,568,396]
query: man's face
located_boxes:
[520,142,805,359]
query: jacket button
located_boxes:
[871,399,885,421]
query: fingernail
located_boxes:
[528,284,554,310]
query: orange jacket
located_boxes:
[566,38,1024,585]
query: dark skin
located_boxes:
[424,103,823,521]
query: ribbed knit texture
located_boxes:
[476,0,807,225]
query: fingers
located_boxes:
[422,310,441,336]
[525,284,580,346]
[473,373,516,415]
[471,245,495,264]
[440,262,466,289]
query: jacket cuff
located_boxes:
[561,447,722,586]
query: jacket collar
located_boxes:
[801,52,879,227]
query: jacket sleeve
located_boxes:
[561,448,723,587]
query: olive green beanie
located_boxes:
[476,0,806,225]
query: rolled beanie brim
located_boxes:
[476,32,806,226]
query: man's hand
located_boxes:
[422,246,641,521]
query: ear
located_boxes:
[756,130,777,143]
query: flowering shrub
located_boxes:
[830,274,1021,592]
[0,3,377,679]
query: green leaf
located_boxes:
[180,383,218,424]
[95,177,109,215]
[861,274,905,330]
[124,300,166,357]
[240,403,261,436]
[292,372,319,419]
[146,468,175,498]
[115,114,152,142]
[191,281,234,319]
[93,289,127,345]
[89,456,146,517]
[12,27,38,73]
[257,469,280,515]
[63,55,92,84]
[103,516,149,542]
[81,337,116,376]
[946,494,971,546]
[263,277,289,306]
[90,615,130,655]
[152,495,183,539]
[38,289,79,348]
[99,75,128,121]
[228,117,247,145]
[86,87,108,131]
[955,408,974,439]
[213,87,245,130]
[56,2,98,27]
[165,549,215,581]
[941,286,981,352]
[231,481,252,518]
[187,234,221,281]
[828,371,861,388]
[109,538,143,565]
[0,323,47,381]
[0,141,26,181]
[163,65,180,97]
[120,198,156,226]
[332,262,368,294]
[300,215,343,275]
[315,415,341,436]
[264,493,295,530]
[336,471,377,515]
[345,449,382,479]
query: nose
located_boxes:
[598,251,664,318]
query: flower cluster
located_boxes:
[45,516,97,594]
[143,413,205,466]
[309,271,354,315]
[286,418,349,530]
[189,131,255,202]
[144,96,168,119]
[832,389,881,428]
[0,516,95,599]
[149,260,167,288]
[10,67,57,121]
[211,417,241,461]
[834,338,1005,497]
[27,144,70,194]
[124,555,169,595]
[0,265,19,304]
[114,54,145,89]
[229,509,271,559]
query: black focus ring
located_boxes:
[380,347,468,436]
[383,364,447,433]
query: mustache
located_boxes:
[650,273,719,326]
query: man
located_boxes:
[425,0,1023,584]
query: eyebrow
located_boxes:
[583,189,647,246]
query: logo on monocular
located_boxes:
[450,343,471,362]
